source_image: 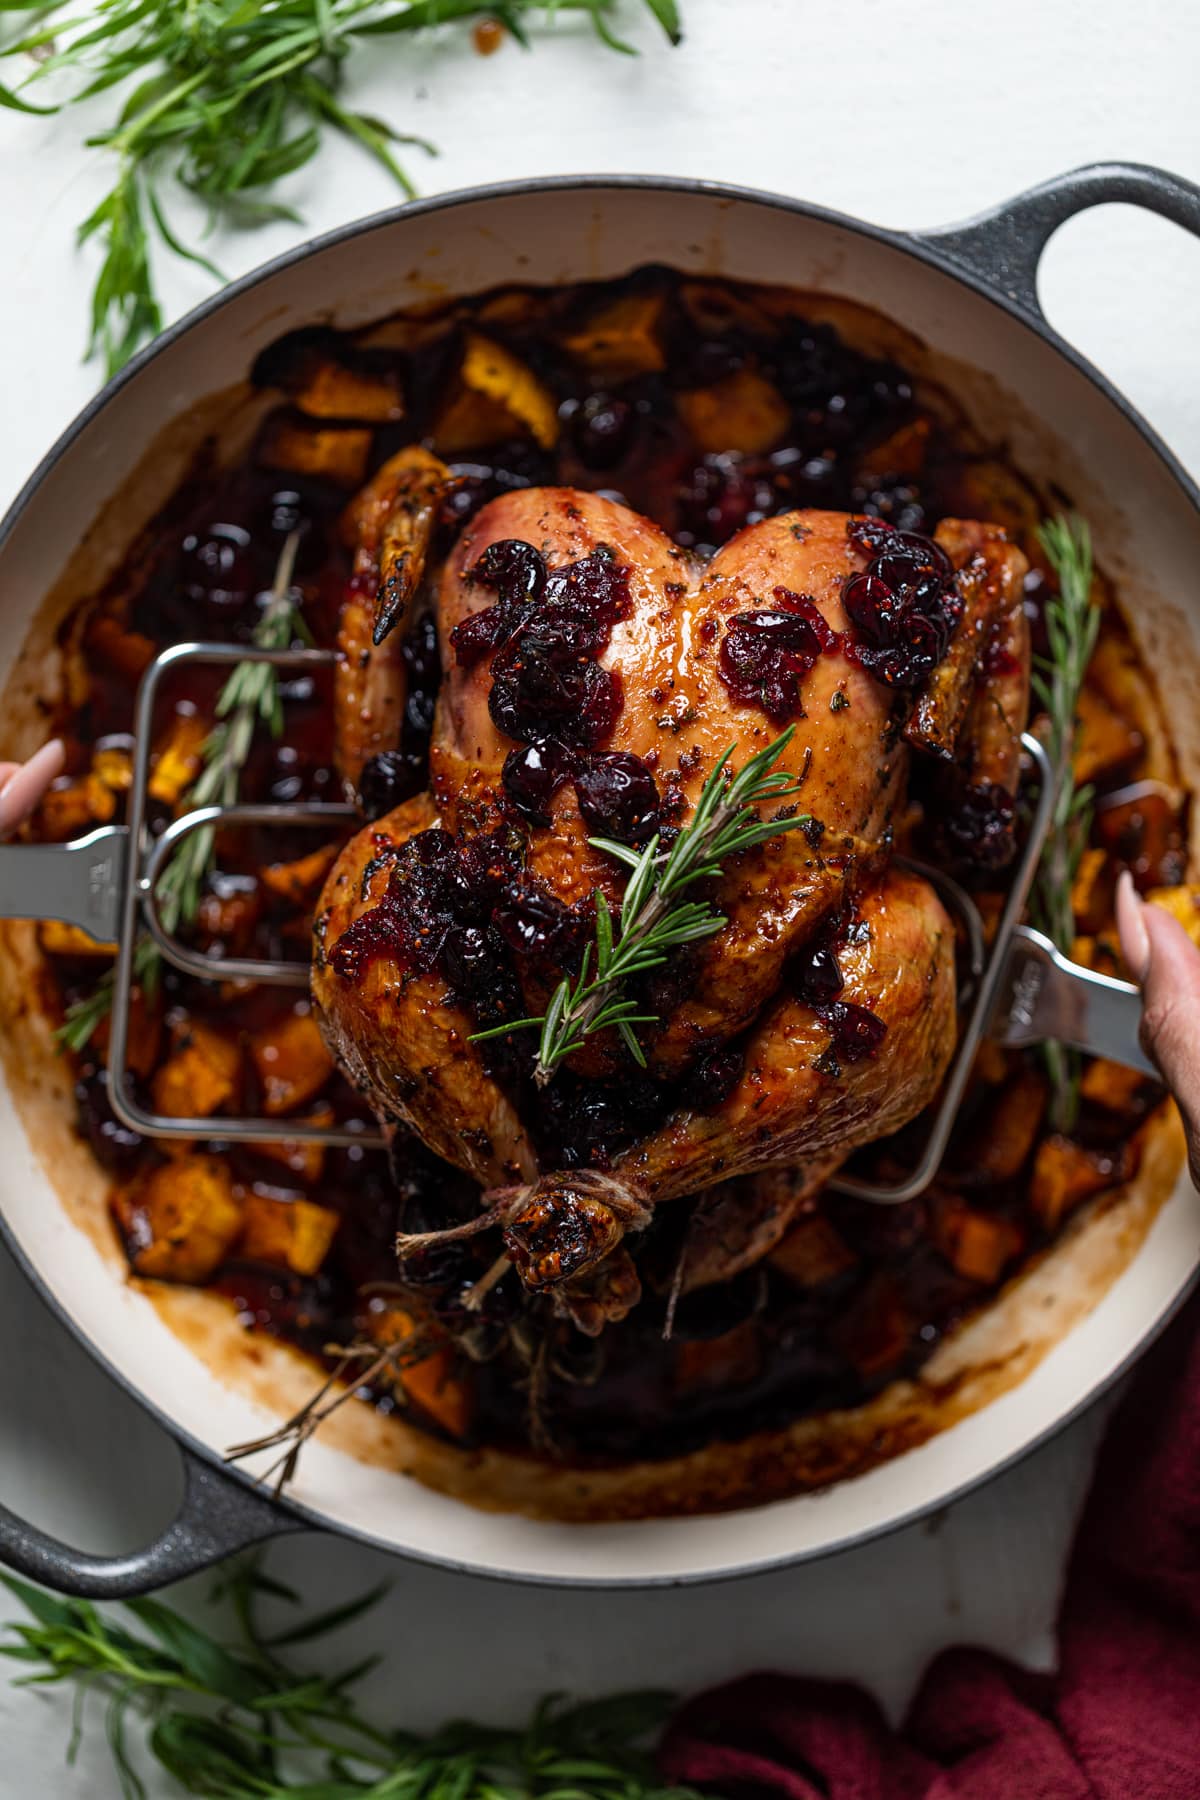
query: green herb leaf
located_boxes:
[470,728,811,1084]
[0,1,682,376]
[2,1565,705,1800]
[1032,512,1101,1131]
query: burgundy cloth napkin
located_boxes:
[659,1293,1200,1799]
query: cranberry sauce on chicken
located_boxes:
[312,494,988,1335]
[28,268,1186,1477]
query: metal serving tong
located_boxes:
[0,638,1153,1203]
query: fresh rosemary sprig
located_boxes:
[473,728,812,1086]
[54,931,161,1053]
[0,0,682,378]
[1031,512,1101,1132]
[155,529,304,936]
[56,531,304,1052]
[1,1564,701,1800]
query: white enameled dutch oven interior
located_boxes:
[1,179,1198,1584]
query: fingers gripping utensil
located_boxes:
[0,662,1152,1196]
[0,641,386,1152]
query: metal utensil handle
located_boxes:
[0,824,129,943]
[831,732,1058,1206]
[995,923,1156,1078]
[0,1446,304,1598]
[910,161,1200,320]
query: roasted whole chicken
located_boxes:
[313,454,1030,1334]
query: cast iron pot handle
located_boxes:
[0,1446,306,1597]
[913,160,1200,319]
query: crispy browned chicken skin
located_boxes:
[314,490,1028,1322]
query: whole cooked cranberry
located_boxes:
[677,1043,744,1112]
[718,609,827,722]
[574,751,661,844]
[542,549,632,637]
[441,923,502,997]
[254,486,326,573]
[179,522,257,623]
[677,453,776,547]
[358,749,418,821]
[841,570,901,636]
[502,740,576,826]
[470,537,547,604]
[794,943,845,1007]
[456,829,522,907]
[450,604,505,668]
[538,1072,663,1165]
[494,882,583,961]
[571,394,637,469]
[573,661,624,745]
[819,999,887,1062]
[841,525,959,689]
[943,781,1017,870]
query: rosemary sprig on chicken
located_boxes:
[471,728,812,1084]
[1030,513,1101,1130]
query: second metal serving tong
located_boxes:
[0,639,1153,1204]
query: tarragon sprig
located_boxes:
[1,1565,702,1800]
[56,531,304,1051]
[0,0,682,379]
[1031,513,1101,1130]
[473,728,811,1086]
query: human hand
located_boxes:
[0,741,64,838]
[1117,870,1200,1193]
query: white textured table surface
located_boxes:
[1,2,1198,1793]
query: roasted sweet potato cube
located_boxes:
[92,742,134,793]
[931,1194,1022,1284]
[113,1155,243,1283]
[366,1304,472,1438]
[559,290,667,380]
[95,982,163,1081]
[677,370,790,455]
[1070,847,1112,935]
[673,1320,762,1397]
[1079,1058,1159,1115]
[1145,884,1200,948]
[249,1008,333,1116]
[1029,1134,1134,1233]
[1088,634,1177,784]
[432,332,558,453]
[39,921,117,958]
[258,413,373,488]
[257,1107,334,1183]
[769,1212,858,1288]
[831,1273,911,1380]
[151,1019,241,1120]
[291,358,404,423]
[87,613,156,681]
[968,1069,1048,1184]
[1073,688,1141,785]
[260,843,339,907]
[39,773,116,840]
[148,711,209,806]
[196,878,262,955]
[1072,932,1124,978]
[857,416,932,480]
[240,1192,340,1276]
